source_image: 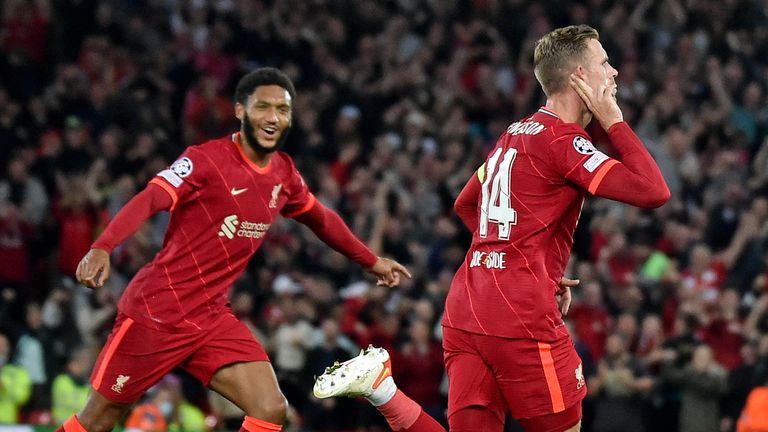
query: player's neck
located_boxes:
[238,134,272,167]
[545,94,592,128]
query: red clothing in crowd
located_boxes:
[0,217,34,284]
[569,303,612,361]
[681,260,727,303]
[55,202,99,277]
[700,318,744,370]
[393,342,445,407]
[2,4,48,64]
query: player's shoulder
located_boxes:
[194,134,233,153]
[546,120,598,153]
[171,135,233,174]
[551,121,589,140]
[189,134,237,164]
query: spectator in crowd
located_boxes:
[51,347,92,424]
[301,317,360,431]
[125,376,207,432]
[723,341,761,432]
[0,331,32,423]
[569,281,612,362]
[589,333,653,432]
[737,382,768,432]
[392,318,445,425]
[661,344,728,432]
[13,303,49,410]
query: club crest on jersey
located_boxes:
[573,136,596,154]
[170,157,194,177]
[269,184,282,208]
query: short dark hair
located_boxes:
[534,25,599,97]
[234,67,296,105]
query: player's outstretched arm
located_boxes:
[76,183,172,288]
[293,201,411,287]
[590,125,671,208]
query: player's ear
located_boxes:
[234,102,244,121]
[574,65,586,79]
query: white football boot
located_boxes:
[313,345,393,400]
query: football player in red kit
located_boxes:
[314,24,670,432]
[60,67,411,432]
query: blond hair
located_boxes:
[534,25,599,97]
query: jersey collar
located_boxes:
[232,132,272,174]
[537,107,561,119]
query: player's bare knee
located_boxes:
[250,393,287,424]
[267,394,288,422]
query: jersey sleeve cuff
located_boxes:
[149,178,179,211]
[90,241,114,254]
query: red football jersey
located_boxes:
[120,133,315,331]
[443,107,619,341]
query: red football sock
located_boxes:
[378,390,446,432]
[401,410,447,432]
[59,416,87,432]
[240,415,282,432]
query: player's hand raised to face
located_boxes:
[569,74,623,130]
[366,257,412,287]
[76,248,111,289]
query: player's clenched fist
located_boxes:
[366,257,412,287]
[76,248,111,289]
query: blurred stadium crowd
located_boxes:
[2,0,768,431]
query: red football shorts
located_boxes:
[90,311,269,404]
[443,326,586,431]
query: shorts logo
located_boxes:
[575,363,585,390]
[112,375,130,393]
[573,136,596,154]
[218,215,239,239]
[170,157,194,178]
[269,184,282,208]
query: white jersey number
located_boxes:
[479,148,518,240]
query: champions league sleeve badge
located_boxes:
[170,157,194,178]
[572,136,596,155]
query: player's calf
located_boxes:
[56,391,130,432]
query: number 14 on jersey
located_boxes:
[479,148,518,240]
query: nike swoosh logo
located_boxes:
[372,366,391,389]
[231,187,248,196]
